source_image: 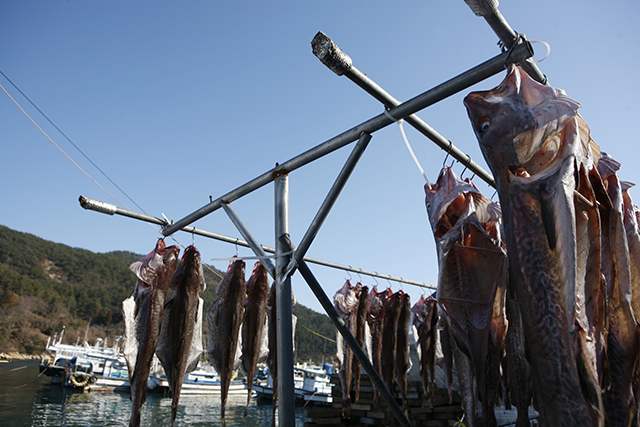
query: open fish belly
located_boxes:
[437,220,505,387]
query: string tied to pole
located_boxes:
[383,108,429,184]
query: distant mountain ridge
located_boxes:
[0,225,336,363]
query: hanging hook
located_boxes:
[460,166,468,179]
[235,242,239,257]
[443,151,451,168]
[373,272,379,287]
[346,267,353,282]
[503,33,526,69]
[191,232,196,247]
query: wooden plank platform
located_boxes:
[306,373,465,427]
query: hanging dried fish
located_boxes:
[123,239,180,427]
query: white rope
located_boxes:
[528,39,551,63]
[383,109,429,183]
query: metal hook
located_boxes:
[503,33,526,69]
[443,151,451,168]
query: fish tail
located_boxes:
[128,408,141,427]
[171,400,178,427]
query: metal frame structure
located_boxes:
[80,2,545,426]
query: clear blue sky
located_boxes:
[2,1,639,314]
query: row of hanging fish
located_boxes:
[333,281,415,419]
[122,244,295,427]
[432,64,640,427]
[336,64,640,427]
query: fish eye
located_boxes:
[477,117,490,133]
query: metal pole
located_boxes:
[279,234,413,427]
[221,203,276,278]
[161,42,532,237]
[79,195,433,289]
[312,31,495,188]
[289,131,372,273]
[274,174,296,427]
[463,0,547,84]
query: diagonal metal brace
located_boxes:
[279,234,413,427]
[285,131,372,278]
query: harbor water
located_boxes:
[0,361,308,427]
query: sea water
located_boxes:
[0,361,308,427]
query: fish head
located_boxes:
[172,245,206,293]
[368,286,393,319]
[215,258,245,297]
[333,280,362,316]
[245,261,270,302]
[251,261,269,282]
[464,64,581,179]
[424,167,482,239]
[129,238,180,290]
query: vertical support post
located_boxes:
[274,172,296,427]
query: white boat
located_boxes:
[149,364,248,396]
[252,363,334,404]
[39,327,132,391]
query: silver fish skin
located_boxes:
[334,279,363,418]
[207,258,246,425]
[425,166,508,427]
[464,64,603,426]
[123,239,180,427]
[597,160,640,426]
[241,261,270,417]
[367,286,393,407]
[411,295,438,402]
[155,245,205,427]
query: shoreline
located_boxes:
[0,352,42,361]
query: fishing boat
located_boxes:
[148,364,248,396]
[39,327,132,391]
[252,363,334,404]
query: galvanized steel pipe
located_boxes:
[279,234,413,427]
[161,41,533,237]
[312,31,496,188]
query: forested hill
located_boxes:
[0,225,336,364]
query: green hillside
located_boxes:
[0,225,336,364]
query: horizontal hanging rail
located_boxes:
[161,41,532,237]
[78,195,434,289]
